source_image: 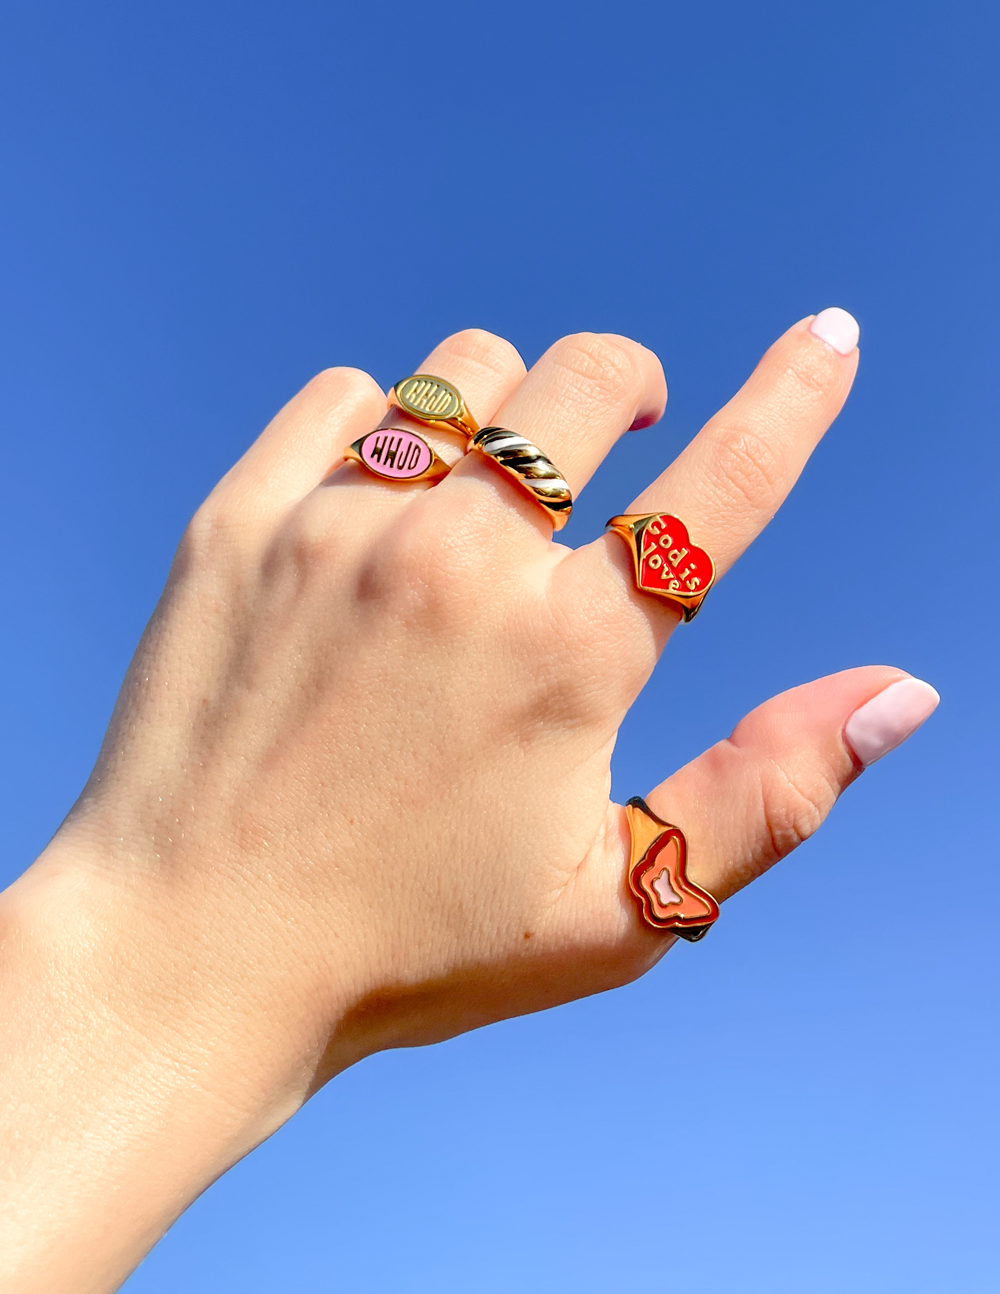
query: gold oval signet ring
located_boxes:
[388,374,479,440]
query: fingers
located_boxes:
[215,366,386,518]
[547,311,861,720]
[628,310,858,576]
[212,329,527,520]
[442,332,667,531]
[638,666,938,905]
[563,311,859,656]
[352,329,529,489]
[409,328,528,440]
[551,666,937,989]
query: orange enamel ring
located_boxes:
[625,797,719,941]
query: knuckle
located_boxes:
[295,366,385,420]
[276,494,345,575]
[549,332,645,410]
[359,497,477,633]
[781,344,839,403]
[758,760,838,862]
[310,364,384,403]
[432,328,525,384]
[710,425,784,515]
[176,492,249,574]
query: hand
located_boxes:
[0,312,938,1291]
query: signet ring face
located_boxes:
[606,513,715,621]
[625,797,719,941]
[344,428,451,484]
[389,374,479,440]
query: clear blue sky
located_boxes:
[1,1,997,1290]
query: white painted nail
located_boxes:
[809,307,860,355]
[844,679,940,767]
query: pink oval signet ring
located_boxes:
[344,427,451,485]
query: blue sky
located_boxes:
[1,1,997,1290]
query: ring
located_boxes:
[344,427,451,484]
[625,797,719,941]
[468,426,573,530]
[605,513,715,621]
[388,374,479,440]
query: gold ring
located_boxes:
[388,374,479,440]
[625,797,719,941]
[344,427,451,484]
[469,426,573,530]
[606,512,715,621]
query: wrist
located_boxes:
[22,827,367,1102]
[0,839,364,1291]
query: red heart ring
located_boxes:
[606,512,716,621]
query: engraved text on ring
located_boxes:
[359,430,434,480]
[641,520,703,593]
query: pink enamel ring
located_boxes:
[344,427,451,485]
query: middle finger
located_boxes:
[440,331,667,532]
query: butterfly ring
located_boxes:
[625,797,719,941]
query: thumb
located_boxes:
[640,666,940,906]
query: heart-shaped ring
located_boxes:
[606,512,715,621]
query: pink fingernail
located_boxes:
[844,679,940,767]
[809,307,860,355]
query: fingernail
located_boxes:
[809,307,860,355]
[844,678,940,767]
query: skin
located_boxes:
[0,318,909,1292]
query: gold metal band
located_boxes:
[469,426,573,530]
[344,427,451,485]
[388,374,479,440]
[606,512,715,621]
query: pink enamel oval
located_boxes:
[359,429,433,479]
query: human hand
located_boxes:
[1,311,938,1291]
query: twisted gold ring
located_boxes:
[469,426,573,530]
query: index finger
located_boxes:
[559,309,860,656]
[626,309,859,577]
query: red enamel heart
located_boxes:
[636,514,714,600]
[629,829,720,933]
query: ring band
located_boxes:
[344,427,451,484]
[469,426,573,530]
[625,797,719,941]
[606,513,715,621]
[389,374,479,440]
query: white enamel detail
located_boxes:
[651,867,681,907]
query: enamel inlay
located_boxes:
[650,867,682,907]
